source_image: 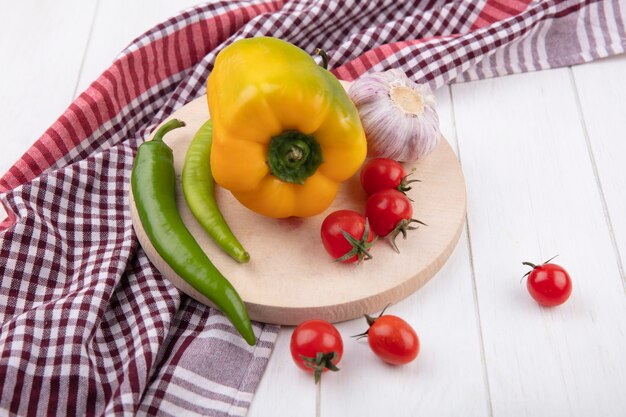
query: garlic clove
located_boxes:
[348,69,441,162]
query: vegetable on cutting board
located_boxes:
[348,69,441,162]
[131,119,256,346]
[365,189,426,253]
[182,119,250,263]
[360,157,420,196]
[320,210,375,263]
[207,36,367,218]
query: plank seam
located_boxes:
[568,66,626,294]
[72,0,101,100]
[448,85,495,417]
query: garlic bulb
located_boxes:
[348,69,441,162]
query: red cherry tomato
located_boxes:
[321,210,375,263]
[290,320,343,381]
[360,158,417,195]
[366,189,412,237]
[365,189,425,252]
[524,259,572,307]
[356,311,419,366]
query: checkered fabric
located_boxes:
[1,1,624,415]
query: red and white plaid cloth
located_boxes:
[1,0,624,415]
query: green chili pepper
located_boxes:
[131,119,256,346]
[182,120,250,263]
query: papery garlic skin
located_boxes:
[348,69,441,162]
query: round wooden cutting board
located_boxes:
[129,87,466,326]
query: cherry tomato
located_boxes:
[356,311,419,365]
[365,189,425,252]
[290,320,343,381]
[320,210,375,263]
[523,258,572,307]
[360,158,417,195]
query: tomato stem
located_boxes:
[352,304,392,339]
[389,218,427,253]
[543,254,559,264]
[334,219,376,263]
[520,255,559,283]
[300,352,339,384]
[397,169,421,198]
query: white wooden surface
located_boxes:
[1,2,625,416]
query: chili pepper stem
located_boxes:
[152,119,185,143]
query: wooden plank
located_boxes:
[247,330,316,417]
[75,0,201,95]
[263,87,489,417]
[0,0,97,176]
[451,68,626,417]
[321,233,490,417]
[571,55,626,291]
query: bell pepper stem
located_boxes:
[314,48,329,69]
[268,131,323,184]
[285,140,311,166]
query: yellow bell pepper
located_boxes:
[207,37,367,218]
